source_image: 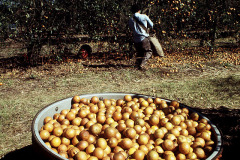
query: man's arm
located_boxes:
[138,14,153,29]
[145,15,153,28]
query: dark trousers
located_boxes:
[134,38,152,68]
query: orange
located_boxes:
[76,140,88,151]
[154,97,162,104]
[52,127,63,137]
[96,138,107,150]
[44,117,53,124]
[120,138,133,150]
[104,127,117,139]
[71,117,81,126]
[92,147,104,159]
[141,101,149,108]
[61,137,71,146]
[72,96,81,103]
[58,151,68,158]
[89,123,102,136]
[149,115,159,126]
[124,95,132,102]
[79,130,90,141]
[43,123,54,133]
[68,147,80,158]
[91,96,99,104]
[50,137,61,148]
[65,112,76,121]
[108,137,118,148]
[39,130,50,141]
[179,142,190,154]
[88,156,98,160]
[133,149,145,160]
[125,128,137,139]
[72,136,80,146]
[137,134,148,145]
[45,142,51,148]
[86,144,95,154]
[58,144,68,152]
[162,139,174,151]
[113,152,125,160]
[147,150,159,160]
[64,128,76,139]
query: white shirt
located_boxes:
[129,12,154,43]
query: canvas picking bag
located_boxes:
[149,34,164,57]
[133,16,164,57]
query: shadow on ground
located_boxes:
[1,107,240,160]
[210,75,240,99]
[195,107,240,160]
[82,63,133,69]
[0,51,130,72]
[1,145,46,160]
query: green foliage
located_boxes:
[0,0,239,64]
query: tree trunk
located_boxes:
[209,17,217,54]
[27,43,42,66]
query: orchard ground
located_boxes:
[0,40,239,159]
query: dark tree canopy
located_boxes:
[1,0,239,65]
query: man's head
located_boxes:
[131,4,141,14]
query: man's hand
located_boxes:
[150,29,156,34]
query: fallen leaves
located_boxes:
[150,47,240,69]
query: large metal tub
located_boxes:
[32,93,222,160]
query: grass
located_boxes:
[1,62,240,157]
[0,43,240,159]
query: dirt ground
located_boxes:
[0,45,240,160]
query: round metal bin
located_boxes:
[32,93,222,160]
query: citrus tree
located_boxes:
[0,0,239,65]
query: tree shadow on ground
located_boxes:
[194,75,240,159]
[82,63,133,69]
[0,56,28,70]
[0,51,130,72]
[194,107,240,160]
[1,145,47,160]
[0,54,80,71]
[210,75,240,99]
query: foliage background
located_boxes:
[0,0,239,65]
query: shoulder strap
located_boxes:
[133,16,149,33]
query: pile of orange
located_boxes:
[39,95,215,160]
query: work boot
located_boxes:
[140,51,152,69]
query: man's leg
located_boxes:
[134,42,145,68]
[140,51,152,68]
[140,38,152,68]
